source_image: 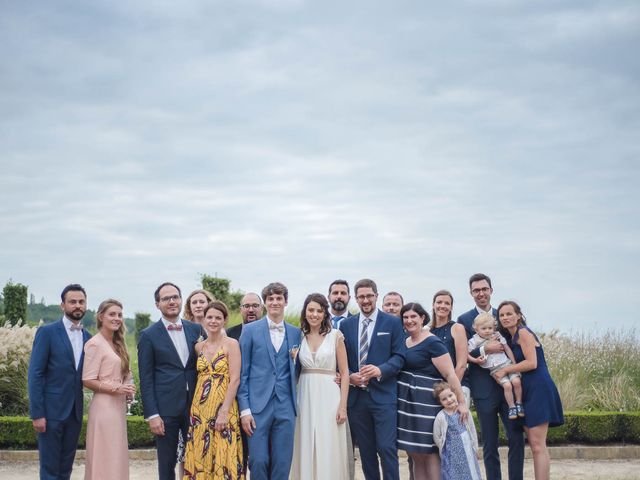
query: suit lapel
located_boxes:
[348,316,360,367]
[55,320,76,367]
[367,311,383,354]
[155,320,184,367]
[261,318,277,369]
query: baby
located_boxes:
[467,312,524,419]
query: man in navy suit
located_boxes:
[138,282,203,480]
[28,284,91,480]
[457,273,524,480]
[237,282,301,480]
[328,279,351,329]
[226,292,263,341]
[339,278,406,480]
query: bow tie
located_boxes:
[269,322,284,333]
[70,324,83,332]
[167,323,183,331]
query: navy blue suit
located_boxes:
[138,319,202,480]
[28,319,91,480]
[340,310,406,480]
[458,308,524,480]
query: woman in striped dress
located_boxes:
[397,302,468,480]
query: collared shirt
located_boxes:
[162,318,189,367]
[63,316,83,369]
[357,309,379,352]
[476,305,494,317]
[267,316,286,352]
[331,312,348,329]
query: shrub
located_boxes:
[0,321,37,415]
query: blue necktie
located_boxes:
[332,316,344,329]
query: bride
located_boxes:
[291,293,350,480]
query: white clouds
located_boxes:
[1,1,639,330]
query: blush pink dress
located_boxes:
[82,333,130,480]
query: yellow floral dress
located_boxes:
[183,350,244,480]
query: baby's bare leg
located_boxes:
[511,375,523,404]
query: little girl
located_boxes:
[467,312,524,419]
[433,382,482,480]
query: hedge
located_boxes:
[0,416,154,449]
[1,412,639,449]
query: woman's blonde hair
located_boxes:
[183,289,216,321]
[96,299,130,377]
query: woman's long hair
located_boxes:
[300,293,332,336]
[96,299,130,378]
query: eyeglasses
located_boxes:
[159,295,181,303]
[356,294,376,301]
[241,303,261,309]
[471,287,491,295]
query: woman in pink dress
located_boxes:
[82,299,136,480]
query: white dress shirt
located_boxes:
[268,316,286,352]
[162,318,189,367]
[63,316,83,369]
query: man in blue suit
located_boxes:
[237,282,301,480]
[457,273,524,480]
[138,282,203,480]
[28,284,91,480]
[339,278,406,480]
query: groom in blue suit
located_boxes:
[28,284,91,480]
[340,278,406,480]
[138,282,203,480]
[458,273,524,480]
[237,282,301,480]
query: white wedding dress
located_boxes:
[290,329,349,480]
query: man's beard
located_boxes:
[331,300,346,312]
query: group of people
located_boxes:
[27,273,564,480]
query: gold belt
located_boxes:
[301,368,335,375]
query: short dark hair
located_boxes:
[399,302,430,326]
[61,284,86,302]
[328,279,350,295]
[261,282,288,302]
[469,273,492,289]
[154,282,182,302]
[354,278,378,296]
[383,291,404,304]
[300,293,332,336]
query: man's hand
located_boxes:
[32,417,46,433]
[241,415,256,436]
[360,364,382,382]
[484,340,504,354]
[149,416,165,436]
[349,372,368,387]
[334,372,341,386]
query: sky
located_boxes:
[1,1,639,333]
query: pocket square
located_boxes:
[377,332,390,336]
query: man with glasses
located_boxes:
[458,273,524,480]
[227,292,263,341]
[339,278,406,480]
[138,282,204,480]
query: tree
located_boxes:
[135,312,151,343]
[2,281,28,326]
[200,274,244,311]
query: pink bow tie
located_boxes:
[70,324,83,332]
[167,323,183,331]
[269,322,284,333]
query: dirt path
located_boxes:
[1,458,639,479]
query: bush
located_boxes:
[0,322,37,415]
[565,411,622,443]
[0,416,154,449]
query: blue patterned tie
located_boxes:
[359,318,372,367]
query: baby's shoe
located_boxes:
[508,406,518,420]
[516,402,525,417]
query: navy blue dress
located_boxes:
[397,335,449,453]
[511,327,564,428]
[431,321,471,390]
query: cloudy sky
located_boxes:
[2,1,639,332]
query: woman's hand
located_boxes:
[119,383,136,396]
[215,409,230,431]
[336,406,347,425]
[457,402,469,424]
[493,368,506,381]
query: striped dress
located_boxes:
[397,335,448,454]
